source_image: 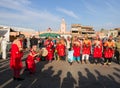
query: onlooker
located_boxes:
[115,37,120,64]
[23,38,27,49]
[30,35,38,48]
[1,36,7,59]
[66,36,71,51]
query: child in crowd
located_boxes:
[26,45,40,74]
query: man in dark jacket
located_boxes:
[30,36,38,48]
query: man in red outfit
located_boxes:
[104,36,115,65]
[10,34,25,81]
[93,36,102,64]
[82,36,91,64]
[44,37,54,62]
[56,39,66,60]
[72,37,81,63]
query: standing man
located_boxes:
[72,36,81,63]
[56,38,66,61]
[103,36,115,65]
[1,36,7,59]
[44,37,54,62]
[66,36,71,51]
[93,36,103,64]
[10,34,25,81]
[115,37,120,64]
[30,35,38,48]
[82,36,91,64]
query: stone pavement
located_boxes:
[0,58,120,88]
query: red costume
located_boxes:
[56,43,66,57]
[73,41,81,57]
[93,40,102,58]
[44,39,54,61]
[10,40,23,78]
[26,50,40,73]
[82,40,91,55]
[104,41,115,58]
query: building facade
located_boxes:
[71,24,95,37]
[114,28,120,36]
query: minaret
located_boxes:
[60,18,66,33]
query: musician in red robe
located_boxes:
[72,37,81,63]
[10,34,25,81]
[26,45,40,74]
[103,36,115,65]
[93,37,102,64]
[82,36,91,64]
[56,39,66,60]
[44,37,54,62]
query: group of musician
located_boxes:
[42,35,119,65]
[9,34,120,81]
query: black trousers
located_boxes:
[94,58,101,64]
[104,58,112,63]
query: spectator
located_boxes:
[30,35,38,48]
[1,36,7,59]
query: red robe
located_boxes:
[56,43,66,56]
[45,40,54,60]
[104,41,115,58]
[93,40,102,58]
[26,50,40,73]
[10,41,23,70]
[82,40,91,55]
[73,45,81,57]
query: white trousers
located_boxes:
[2,47,6,59]
[82,54,89,61]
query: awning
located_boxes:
[10,28,17,32]
[0,30,8,37]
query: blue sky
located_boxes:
[0,0,120,31]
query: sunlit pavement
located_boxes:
[0,57,120,88]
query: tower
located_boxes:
[60,18,66,33]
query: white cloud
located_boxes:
[105,1,120,16]
[0,0,30,11]
[94,22,120,30]
[57,8,78,19]
[0,0,61,31]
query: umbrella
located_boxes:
[39,33,60,38]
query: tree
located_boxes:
[100,28,105,32]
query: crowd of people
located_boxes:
[9,34,120,81]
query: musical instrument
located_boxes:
[105,41,115,50]
[94,41,100,48]
[73,41,80,46]
[83,41,90,47]
[41,48,48,57]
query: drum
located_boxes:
[41,48,48,57]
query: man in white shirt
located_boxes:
[1,36,7,59]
